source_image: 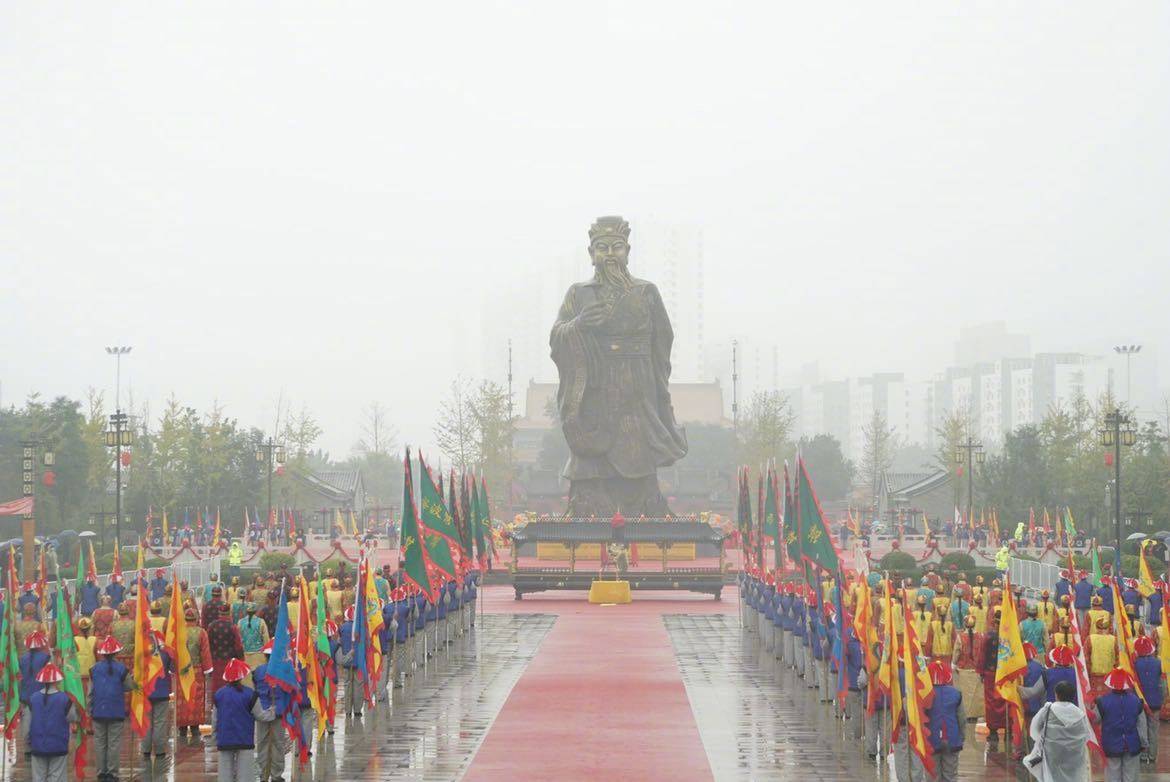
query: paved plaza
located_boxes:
[8,585,1170,780]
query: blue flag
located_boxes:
[350,574,371,703]
[265,584,308,764]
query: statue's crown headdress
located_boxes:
[589,216,630,242]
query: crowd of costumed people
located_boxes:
[740,558,1170,782]
[1,546,482,782]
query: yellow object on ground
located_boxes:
[588,580,632,604]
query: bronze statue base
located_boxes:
[566,475,670,518]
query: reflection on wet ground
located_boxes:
[0,613,554,782]
[666,614,1031,782]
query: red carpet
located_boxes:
[465,588,732,781]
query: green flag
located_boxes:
[1064,507,1077,537]
[1090,544,1103,588]
[399,449,437,601]
[0,553,20,739]
[470,477,487,566]
[417,452,458,580]
[314,572,335,724]
[783,463,801,566]
[55,578,89,778]
[795,457,840,573]
[763,464,780,538]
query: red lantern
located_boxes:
[275,465,286,477]
[41,471,56,487]
[1104,452,1114,467]
[120,451,131,467]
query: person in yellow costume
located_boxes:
[1088,617,1117,697]
[928,603,955,661]
[1087,595,1110,633]
[74,616,98,683]
[969,594,989,634]
[1055,594,1073,628]
[1035,589,1057,631]
[932,590,951,619]
[970,574,988,603]
[1051,618,1080,655]
[911,594,932,642]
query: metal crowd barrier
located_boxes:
[1008,557,1061,601]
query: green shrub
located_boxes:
[258,552,296,572]
[939,552,976,573]
[878,551,917,573]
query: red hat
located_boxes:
[261,639,274,655]
[97,636,124,655]
[1134,636,1155,656]
[1101,575,1112,586]
[110,573,122,583]
[1048,647,1074,667]
[1059,569,1070,579]
[155,568,166,577]
[223,658,251,683]
[325,620,339,636]
[21,582,33,591]
[35,663,64,684]
[24,630,47,650]
[344,606,356,621]
[1022,642,1038,661]
[928,660,953,686]
[1104,668,1132,691]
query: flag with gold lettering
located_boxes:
[994,574,1027,746]
[795,456,839,572]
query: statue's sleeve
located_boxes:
[550,286,586,425]
[646,283,675,398]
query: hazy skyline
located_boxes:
[3,3,1168,457]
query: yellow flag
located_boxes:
[130,562,163,737]
[350,509,361,537]
[296,574,324,723]
[1139,541,1156,598]
[212,507,222,549]
[995,575,1027,745]
[901,600,935,775]
[161,509,169,540]
[166,572,193,700]
[876,578,903,736]
[1112,580,1147,703]
[334,509,346,536]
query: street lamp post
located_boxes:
[954,437,985,538]
[255,439,286,533]
[1100,408,1137,572]
[1113,345,1142,405]
[104,346,133,555]
[19,439,54,581]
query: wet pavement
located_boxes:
[0,613,554,782]
[666,614,1034,782]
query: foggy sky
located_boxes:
[3,2,1168,457]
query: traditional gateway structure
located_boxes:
[508,516,727,600]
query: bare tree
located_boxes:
[858,410,898,506]
[354,401,398,456]
[434,377,479,472]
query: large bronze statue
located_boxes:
[550,216,688,517]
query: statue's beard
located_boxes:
[594,259,632,290]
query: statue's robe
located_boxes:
[550,277,687,515]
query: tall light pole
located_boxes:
[954,436,984,536]
[20,439,54,581]
[105,346,133,554]
[1113,345,1142,405]
[1100,408,1137,572]
[255,439,286,534]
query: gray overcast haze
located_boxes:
[3,2,1168,455]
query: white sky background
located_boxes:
[2,2,1168,456]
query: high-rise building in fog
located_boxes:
[634,221,705,381]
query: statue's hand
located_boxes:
[576,302,608,329]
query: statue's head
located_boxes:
[588,216,632,288]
